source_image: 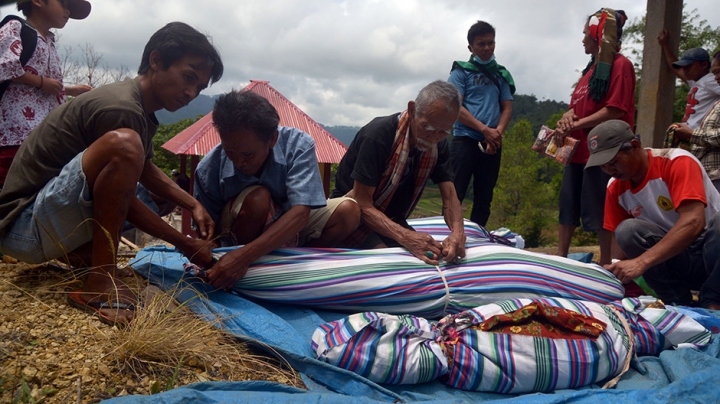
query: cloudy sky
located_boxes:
[2,0,718,126]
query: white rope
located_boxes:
[435,265,451,317]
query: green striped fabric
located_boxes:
[313,297,711,393]
[225,217,624,318]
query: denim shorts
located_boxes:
[0,152,155,264]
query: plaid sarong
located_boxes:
[341,111,438,247]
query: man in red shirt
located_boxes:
[586,120,720,309]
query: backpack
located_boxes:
[0,15,38,99]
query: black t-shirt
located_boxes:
[331,113,453,221]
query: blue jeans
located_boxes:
[451,136,501,227]
[1,152,157,264]
[615,216,720,307]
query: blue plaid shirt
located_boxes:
[194,126,326,229]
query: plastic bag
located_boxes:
[531,125,578,166]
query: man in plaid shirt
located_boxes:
[671,51,720,193]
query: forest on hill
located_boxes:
[323,94,568,146]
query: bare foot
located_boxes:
[75,273,138,325]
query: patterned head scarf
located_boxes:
[584,8,628,102]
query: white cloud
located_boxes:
[2,0,717,126]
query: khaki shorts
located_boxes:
[219,185,355,247]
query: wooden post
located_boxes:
[636,0,683,147]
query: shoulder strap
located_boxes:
[472,61,502,93]
[0,15,38,99]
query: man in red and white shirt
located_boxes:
[586,119,720,309]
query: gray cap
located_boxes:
[672,48,710,68]
[585,120,636,168]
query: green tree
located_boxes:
[152,115,204,175]
[487,119,560,247]
[622,7,720,122]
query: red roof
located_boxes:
[161,80,347,163]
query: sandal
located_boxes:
[67,289,136,326]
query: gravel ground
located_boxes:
[0,254,301,403]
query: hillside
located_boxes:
[155,93,568,146]
[510,94,568,133]
[156,94,218,125]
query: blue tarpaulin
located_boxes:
[105,246,720,403]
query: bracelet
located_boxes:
[37,76,43,89]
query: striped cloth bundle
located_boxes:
[225,217,623,318]
[312,312,447,385]
[312,297,712,393]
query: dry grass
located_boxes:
[107,282,302,387]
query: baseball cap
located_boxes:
[672,47,710,68]
[16,0,92,20]
[585,120,636,168]
[171,169,179,176]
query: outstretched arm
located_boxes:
[126,196,215,268]
[604,200,706,283]
[205,204,311,290]
[139,160,214,240]
[437,181,466,261]
[12,72,63,95]
[351,181,444,265]
[65,84,93,97]
[657,29,686,83]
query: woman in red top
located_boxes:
[553,8,636,266]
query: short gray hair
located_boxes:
[414,80,461,117]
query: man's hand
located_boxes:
[180,238,216,269]
[657,29,670,49]
[191,204,215,240]
[481,126,503,151]
[670,123,693,141]
[604,258,647,284]
[205,249,251,291]
[441,232,466,263]
[483,141,497,154]
[402,231,444,265]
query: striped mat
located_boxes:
[211,217,624,318]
